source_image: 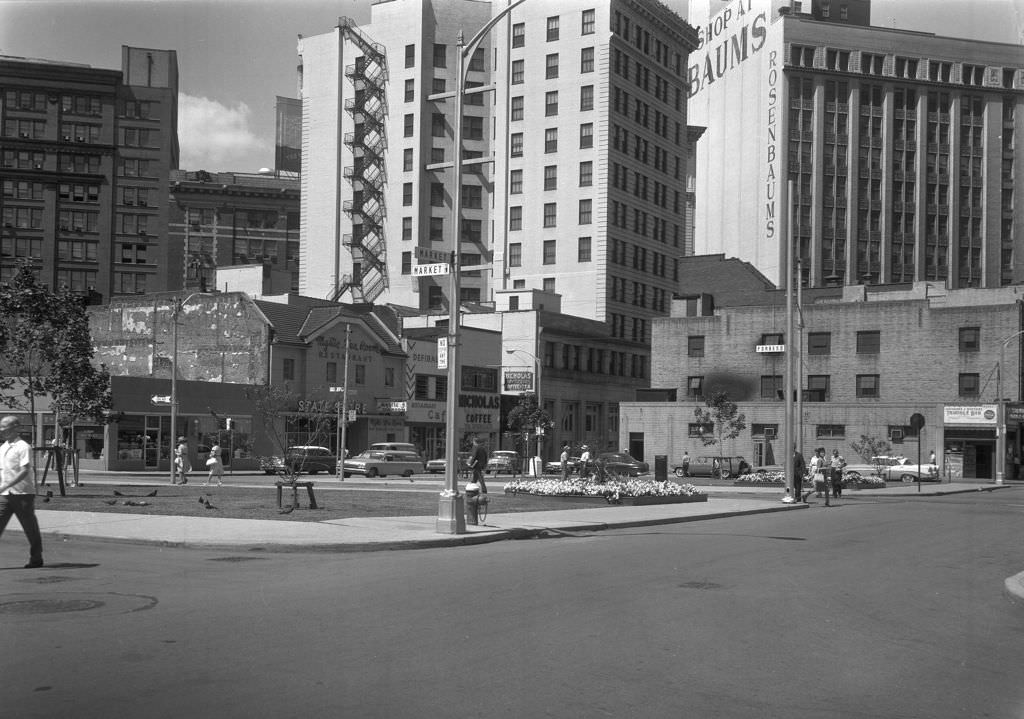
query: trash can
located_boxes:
[654,455,668,482]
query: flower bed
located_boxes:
[733,471,786,486]
[504,477,706,505]
[843,474,886,489]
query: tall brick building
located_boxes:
[0,47,179,299]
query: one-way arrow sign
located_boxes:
[150,395,172,406]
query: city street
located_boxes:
[2,491,1022,718]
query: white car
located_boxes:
[342,450,424,478]
[875,456,939,482]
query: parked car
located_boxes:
[594,452,649,477]
[285,446,338,474]
[368,442,421,457]
[343,449,424,478]
[544,456,582,475]
[259,454,287,475]
[426,452,471,474]
[875,456,939,482]
[841,455,898,480]
[485,450,522,475]
[675,455,743,479]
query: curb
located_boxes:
[38,502,806,553]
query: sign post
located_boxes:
[909,412,926,492]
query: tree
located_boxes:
[849,434,892,464]
[247,383,337,480]
[0,263,112,443]
[693,390,746,455]
[505,393,553,462]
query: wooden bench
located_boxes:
[275,481,318,510]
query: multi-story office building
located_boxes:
[0,47,179,300]
[687,0,1024,290]
[168,169,301,294]
[298,0,698,337]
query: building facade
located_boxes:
[0,46,179,300]
[620,256,1024,481]
[687,0,1024,291]
[168,169,301,294]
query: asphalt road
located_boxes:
[2,491,1022,718]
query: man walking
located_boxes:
[829,449,846,503]
[681,451,690,478]
[559,442,570,481]
[790,444,807,503]
[0,416,43,568]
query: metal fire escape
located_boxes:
[335,16,388,303]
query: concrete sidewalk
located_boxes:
[22,481,1012,553]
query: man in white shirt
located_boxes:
[0,416,43,568]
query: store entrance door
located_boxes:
[144,416,162,469]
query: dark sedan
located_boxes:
[594,452,649,477]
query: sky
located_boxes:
[0,0,1020,173]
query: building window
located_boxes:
[401,251,411,274]
[430,147,445,164]
[433,44,447,68]
[511,133,523,157]
[463,115,483,140]
[807,332,831,355]
[403,183,413,206]
[689,422,713,438]
[546,16,559,42]
[429,217,444,241]
[543,239,556,264]
[546,53,559,79]
[462,184,482,209]
[578,236,592,262]
[582,8,595,34]
[469,48,485,72]
[579,123,593,148]
[545,91,559,116]
[509,242,522,266]
[404,114,414,137]
[425,182,443,207]
[807,375,830,402]
[404,79,415,102]
[856,374,880,398]
[687,376,704,398]
[687,335,705,357]
[282,358,295,381]
[544,165,557,190]
[512,59,524,84]
[761,375,783,400]
[402,217,412,241]
[509,206,522,231]
[856,330,880,354]
[959,327,980,352]
[405,44,415,68]
[403,148,414,172]
[543,203,557,228]
[579,161,593,186]
[510,169,523,194]
[578,199,592,224]
[431,113,446,137]
[581,47,594,73]
[511,96,524,121]
[544,128,558,153]
[580,85,594,111]
[959,373,980,397]
[816,424,845,439]
[512,22,525,48]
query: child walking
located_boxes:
[205,444,224,486]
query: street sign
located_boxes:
[415,246,450,263]
[329,386,346,393]
[150,395,172,406]
[412,263,449,276]
[437,337,448,369]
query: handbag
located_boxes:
[206,456,218,467]
[465,481,481,493]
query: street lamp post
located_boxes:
[330,324,352,479]
[995,329,1024,484]
[506,348,541,476]
[168,292,215,485]
[438,0,527,534]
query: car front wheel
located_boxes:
[901,473,916,482]
[367,468,379,478]
[674,467,685,478]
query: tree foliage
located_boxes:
[505,393,553,457]
[849,434,892,463]
[0,263,112,441]
[693,390,746,452]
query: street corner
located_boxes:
[1004,571,1024,604]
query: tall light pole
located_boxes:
[783,179,795,500]
[331,323,352,479]
[995,329,1024,484]
[438,0,528,534]
[168,292,214,484]
[506,348,541,476]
